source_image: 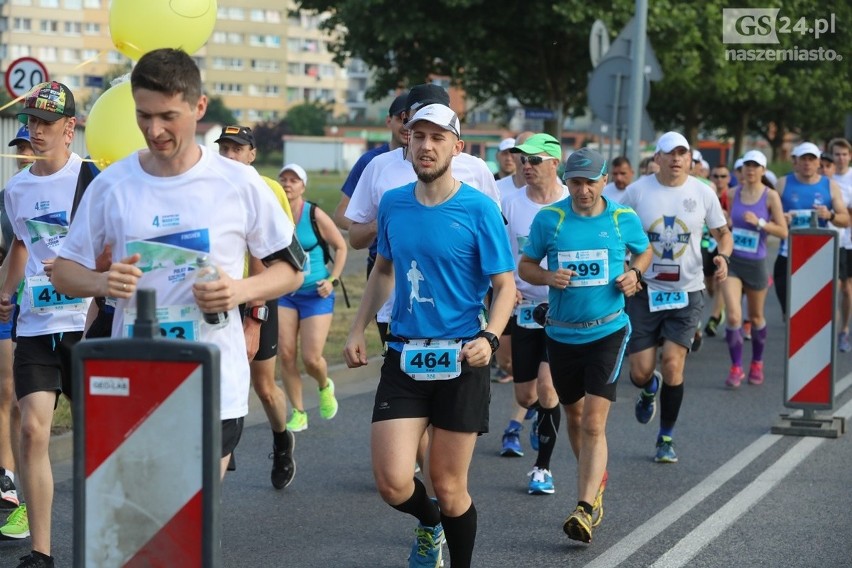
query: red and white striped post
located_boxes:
[773,227,845,437]
[73,290,221,567]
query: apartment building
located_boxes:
[0,0,351,124]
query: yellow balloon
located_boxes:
[84,81,147,170]
[109,0,218,61]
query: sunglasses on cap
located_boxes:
[520,155,558,166]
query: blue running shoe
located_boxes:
[527,467,555,495]
[409,523,444,568]
[500,426,523,457]
[654,436,678,463]
[635,371,660,424]
[529,411,540,452]
[523,407,537,421]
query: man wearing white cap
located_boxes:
[772,141,849,317]
[495,137,516,180]
[620,131,732,464]
[344,103,515,568]
[827,139,852,351]
[496,131,534,201]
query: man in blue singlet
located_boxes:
[772,141,849,317]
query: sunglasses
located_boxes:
[520,155,558,166]
[711,174,729,178]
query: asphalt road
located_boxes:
[4,283,852,567]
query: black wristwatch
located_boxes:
[330,277,340,287]
[475,331,500,353]
[249,305,269,322]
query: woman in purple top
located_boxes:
[721,150,788,387]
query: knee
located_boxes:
[375,475,412,506]
[302,353,325,373]
[430,474,465,507]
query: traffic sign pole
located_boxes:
[73,290,222,567]
[627,0,648,169]
[772,228,845,438]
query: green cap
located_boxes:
[510,133,562,160]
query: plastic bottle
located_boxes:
[195,255,228,329]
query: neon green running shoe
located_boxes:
[1,504,29,539]
[286,409,308,432]
[318,378,339,420]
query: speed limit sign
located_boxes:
[5,57,49,99]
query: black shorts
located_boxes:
[372,348,490,434]
[85,306,115,339]
[500,317,514,337]
[239,300,279,362]
[221,417,244,458]
[510,317,547,383]
[840,249,852,280]
[702,247,719,277]
[546,326,630,405]
[14,332,83,400]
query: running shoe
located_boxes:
[286,409,308,432]
[839,332,852,353]
[14,552,53,568]
[742,321,752,341]
[726,365,745,388]
[704,315,722,337]
[563,506,592,543]
[0,471,19,509]
[691,328,703,353]
[529,410,540,452]
[491,368,512,384]
[654,436,678,463]
[748,361,765,385]
[523,407,537,421]
[634,371,660,424]
[269,430,296,490]
[591,470,608,528]
[500,426,523,457]
[409,523,444,568]
[527,467,555,495]
[1,504,29,539]
[318,378,339,420]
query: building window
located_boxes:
[13,18,32,31]
[82,48,98,60]
[39,0,59,7]
[106,51,124,64]
[10,45,31,58]
[38,46,58,62]
[249,34,280,48]
[83,22,100,34]
[40,20,59,33]
[62,48,81,62]
[64,21,81,34]
[83,0,100,7]
[62,75,81,88]
[11,0,33,5]
[64,0,82,8]
[251,59,280,72]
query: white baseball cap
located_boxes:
[791,141,821,158]
[764,170,778,187]
[734,158,744,170]
[498,137,516,152]
[406,103,461,138]
[279,163,307,184]
[655,131,690,154]
[692,149,703,162]
[742,150,767,167]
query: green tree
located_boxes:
[285,102,330,136]
[203,96,238,126]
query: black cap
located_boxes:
[388,93,408,117]
[405,84,450,113]
[18,81,75,124]
[215,125,255,148]
[821,152,834,163]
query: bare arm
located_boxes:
[343,254,395,367]
[614,246,652,296]
[826,179,850,228]
[314,207,349,298]
[461,271,516,367]
[518,254,574,289]
[348,220,377,250]
[0,238,27,322]
[709,225,733,282]
[333,194,352,231]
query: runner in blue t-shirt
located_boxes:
[344,104,515,568]
[520,148,651,545]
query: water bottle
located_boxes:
[195,255,228,329]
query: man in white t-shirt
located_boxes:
[494,137,516,180]
[621,131,732,464]
[53,50,304,485]
[0,81,85,568]
[601,156,634,204]
[495,131,534,202]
